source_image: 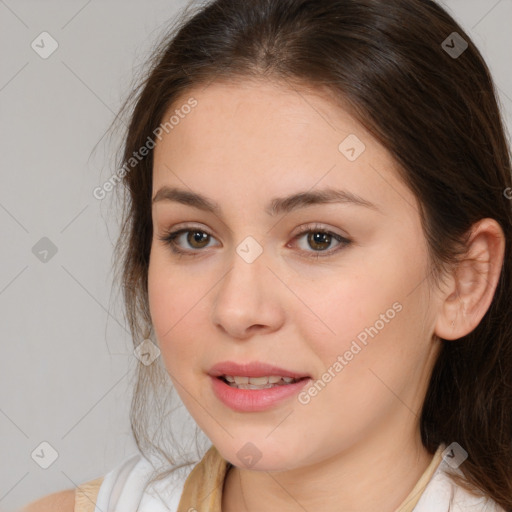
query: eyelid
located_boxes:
[287,223,352,258]
[158,222,352,258]
[161,221,348,240]
[291,222,349,239]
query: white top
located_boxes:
[94,454,193,512]
[94,449,506,512]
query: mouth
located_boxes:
[210,373,313,412]
[208,361,312,410]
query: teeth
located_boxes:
[230,375,296,385]
[222,375,303,388]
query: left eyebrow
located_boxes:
[266,188,382,216]
[152,186,382,216]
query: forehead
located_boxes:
[152,79,417,219]
[156,79,363,159]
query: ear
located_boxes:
[434,218,505,341]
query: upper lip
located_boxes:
[208,361,310,379]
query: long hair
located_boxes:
[111,0,512,508]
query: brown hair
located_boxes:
[111,0,512,508]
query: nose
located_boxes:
[210,245,286,339]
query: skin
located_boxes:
[148,78,505,512]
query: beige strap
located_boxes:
[74,477,104,512]
[177,445,229,512]
[395,445,444,511]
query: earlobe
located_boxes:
[434,218,505,341]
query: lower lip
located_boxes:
[210,376,312,412]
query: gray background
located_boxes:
[1,1,511,510]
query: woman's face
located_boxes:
[148,79,442,471]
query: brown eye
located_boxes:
[290,225,352,259]
[158,227,218,256]
[307,231,333,251]
[186,230,210,248]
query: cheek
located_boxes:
[306,243,429,386]
[305,265,400,356]
[147,249,211,374]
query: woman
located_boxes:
[23,0,512,510]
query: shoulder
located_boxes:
[20,453,159,512]
[414,459,506,512]
[21,489,75,512]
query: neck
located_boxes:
[222,424,435,512]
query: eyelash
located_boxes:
[157,223,352,260]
